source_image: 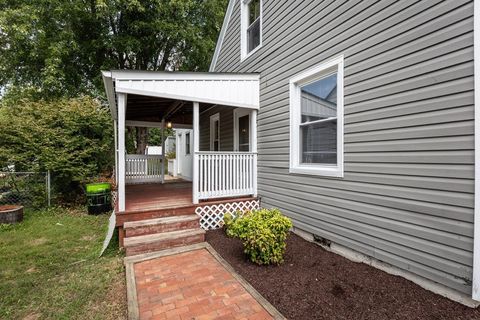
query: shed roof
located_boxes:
[102,70,260,120]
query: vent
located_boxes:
[313,234,331,247]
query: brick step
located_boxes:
[124,215,200,237]
[116,206,196,227]
[124,229,206,257]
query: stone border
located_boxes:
[124,242,286,320]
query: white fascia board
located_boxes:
[110,70,259,81]
[472,0,480,302]
[209,0,236,72]
[102,71,117,119]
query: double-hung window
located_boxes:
[289,55,344,177]
[241,0,262,60]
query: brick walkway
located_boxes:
[133,249,275,320]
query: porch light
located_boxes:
[167,121,172,129]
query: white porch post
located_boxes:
[117,93,127,212]
[114,119,118,185]
[250,109,258,197]
[161,120,165,184]
[193,102,200,204]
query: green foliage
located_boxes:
[0,0,228,99]
[224,209,293,265]
[166,151,176,160]
[0,97,113,202]
[148,127,174,146]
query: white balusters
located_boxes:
[196,152,257,200]
[125,155,163,184]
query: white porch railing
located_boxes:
[126,154,163,184]
[196,152,257,200]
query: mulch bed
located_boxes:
[206,229,480,320]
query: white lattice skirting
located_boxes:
[111,191,117,207]
[195,199,260,230]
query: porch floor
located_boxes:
[125,182,192,212]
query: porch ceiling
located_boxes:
[125,94,196,124]
[102,70,260,120]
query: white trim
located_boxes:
[210,113,221,151]
[289,55,344,178]
[193,102,200,204]
[117,93,127,212]
[102,71,117,119]
[473,0,480,302]
[240,0,263,61]
[233,108,251,151]
[250,109,258,197]
[111,71,259,81]
[125,120,192,129]
[210,0,236,71]
[161,119,165,184]
[114,120,118,185]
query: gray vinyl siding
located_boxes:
[214,0,475,294]
[199,106,234,151]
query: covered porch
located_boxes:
[102,71,260,214]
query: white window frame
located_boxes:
[210,113,220,151]
[289,55,344,178]
[233,108,251,151]
[240,0,263,61]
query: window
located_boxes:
[210,113,220,151]
[241,0,262,60]
[185,132,190,155]
[289,55,344,177]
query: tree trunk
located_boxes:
[135,127,148,154]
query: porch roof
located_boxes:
[102,70,260,120]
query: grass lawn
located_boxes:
[0,207,127,320]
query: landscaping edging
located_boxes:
[0,205,23,224]
[124,242,285,320]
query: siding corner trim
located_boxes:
[473,0,480,302]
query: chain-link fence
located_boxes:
[0,172,51,209]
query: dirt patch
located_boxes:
[84,259,127,320]
[29,238,47,246]
[81,235,96,241]
[206,230,480,320]
[22,312,41,320]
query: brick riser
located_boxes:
[116,206,196,227]
[125,219,200,237]
[125,233,205,257]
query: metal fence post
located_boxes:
[47,170,51,207]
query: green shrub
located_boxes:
[0,97,113,204]
[224,208,292,265]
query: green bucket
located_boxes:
[86,182,111,194]
[86,183,111,214]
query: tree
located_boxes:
[0,0,228,98]
[0,0,227,154]
[0,97,113,201]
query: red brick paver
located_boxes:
[134,249,274,320]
